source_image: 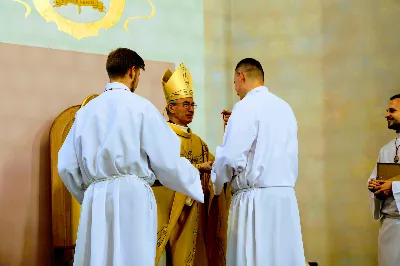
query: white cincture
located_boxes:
[233,186,266,197]
[82,174,155,210]
[232,186,293,197]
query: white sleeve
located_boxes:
[141,105,204,203]
[368,150,382,221]
[58,121,84,204]
[392,181,400,212]
[211,101,257,195]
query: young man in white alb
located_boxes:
[58,48,203,266]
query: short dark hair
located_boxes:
[235,58,264,81]
[106,48,145,79]
[390,94,400,101]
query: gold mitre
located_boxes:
[162,63,194,103]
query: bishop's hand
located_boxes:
[199,161,214,173]
[221,110,231,125]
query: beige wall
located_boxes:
[204,0,234,149]
[320,1,400,265]
[1,0,400,265]
[0,42,173,266]
[224,0,400,265]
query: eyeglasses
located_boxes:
[175,103,197,109]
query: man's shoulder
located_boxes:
[381,137,396,151]
[127,92,152,106]
[266,91,293,110]
[238,90,295,122]
[77,92,157,117]
[264,92,296,122]
[240,87,292,110]
[125,94,160,114]
[87,90,149,104]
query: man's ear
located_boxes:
[240,72,246,83]
[167,104,174,114]
[127,67,133,79]
[129,66,138,79]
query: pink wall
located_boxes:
[0,42,173,266]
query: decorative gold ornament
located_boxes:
[53,0,106,14]
[162,63,194,103]
[124,0,155,33]
[81,94,99,107]
[13,0,155,39]
[13,0,32,17]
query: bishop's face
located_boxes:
[385,98,400,131]
[168,97,196,126]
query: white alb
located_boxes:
[58,82,203,266]
[212,86,306,266]
[369,134,400,266]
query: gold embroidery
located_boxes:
[162,63,194,103]
[184,207,199,266]
[53,0,106,14]
[157,225,168,246]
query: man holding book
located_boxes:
[368,94,400,266]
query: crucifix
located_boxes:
[221,110,231,131]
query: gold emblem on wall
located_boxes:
[12,0,155,40]
[53,0,106,14]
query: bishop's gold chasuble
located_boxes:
[153,63,231,266]
[153,122,230,266]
